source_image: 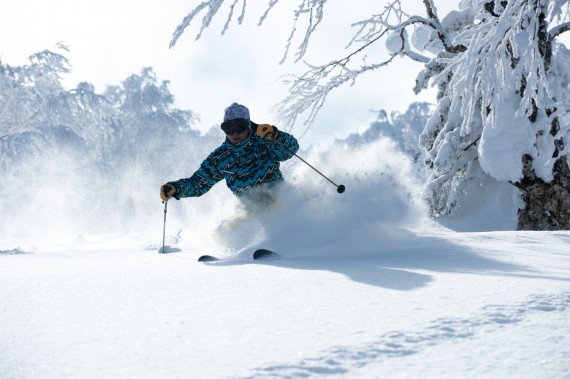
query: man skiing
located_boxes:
[159,102,299,205]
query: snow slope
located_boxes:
[1,230,569,378]
[1,138,569,378]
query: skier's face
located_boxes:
[226,127,249,145]
[222,118,250,145]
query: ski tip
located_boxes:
[253,249,281,260]
[198,255,219,262]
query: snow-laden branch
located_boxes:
[549,21,570,37]
[280,1,327,63]
[274,0,475,128]
[400,16,467,53]
[350,1,465,55]
[347,0,405,48]
[170,0,328,63]
[170,1,222,47]
[168,0,255,48]
[276,48,397,135]
[421,0,467,53]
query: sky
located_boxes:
[0,0,461,143]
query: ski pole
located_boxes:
[275,140,345,193]
[160,200,168,254]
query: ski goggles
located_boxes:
[221,118,249,135]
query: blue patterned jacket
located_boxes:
[170,122,299,198]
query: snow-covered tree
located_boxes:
[343,102,431,171]
[171,0,570,230]
[102,67,199,168]
[415,1,570,230]
[0,45,102,170]
[0,49,199,174]
[0,47,205,234]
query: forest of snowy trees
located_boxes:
[0,47,217,235]
[0,47,199,171]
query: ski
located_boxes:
[197,255,219,262]
[197,249,281,262]
[252,249,281,260]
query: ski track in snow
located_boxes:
[238,292,570,379]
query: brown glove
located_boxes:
[160,183,176,201]
[257,124,279,141]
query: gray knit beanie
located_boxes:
[223,102,250,122]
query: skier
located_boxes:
[159,102,299,207]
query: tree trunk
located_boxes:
[512,4,570,231]
[515,155,570,230]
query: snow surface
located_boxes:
[1,137,569,378]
